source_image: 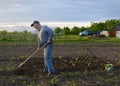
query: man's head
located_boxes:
[31,20,41,30]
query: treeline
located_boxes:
[55,19,120,35]
[0,30,37,42]
[0,19,120,42]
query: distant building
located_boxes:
[115,24,120,38]
[108,24,120,38]
[100,31,109,37]
[100,24,120,38]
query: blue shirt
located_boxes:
[38,25,54,47]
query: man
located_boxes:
[31,20,55,75]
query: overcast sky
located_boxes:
[0,0,120,24]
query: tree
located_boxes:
[54,27,62,34]
[63,27,71,35]
[104,19,120,31]
[22,30,28,35]
[90,22,105,31]
[79,26,89,32]
[0,30,7,40]
[0,30,7,35]
[71,26,80,35]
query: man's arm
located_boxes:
[48,28,54,40]
[45,26,54,44]
[38,39,44,48]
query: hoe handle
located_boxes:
[17,44,47,68]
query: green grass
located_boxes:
[0,34,120,43]
[54,35,120,43]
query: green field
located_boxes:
[0,31,120,43]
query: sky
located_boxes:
[0,0,120,26]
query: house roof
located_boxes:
[115,24,120,30]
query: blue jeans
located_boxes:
[44,42,55,73]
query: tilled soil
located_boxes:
[0,42,120,61]
[14,56,106,76]
[0,42,120,86]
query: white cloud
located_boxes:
[0,22,91,33]
[0,0,119,23]
[0,22,91,28]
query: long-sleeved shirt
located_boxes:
[38,25,54,47]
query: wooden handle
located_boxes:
[17,43,47,68]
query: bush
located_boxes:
[54,27,62,34]
[0,30,37,42]
[63,27,71,35]
[71,26,80,35]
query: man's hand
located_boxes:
[39,42,44,47]
[47,39,52,44]
[36,47,40,52]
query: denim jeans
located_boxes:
[44,42,55,73]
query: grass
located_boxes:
[54,35,120,42]
[0,35,120,44]
[62,72,81,78]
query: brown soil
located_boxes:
[14,56,106,76]
[1,42,120,86]
[11,42,120,77]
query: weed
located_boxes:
[59,56,68,63]
[6,66,13,71]
[20,55,28,59]
[69,60,76,67]
[70,81,76,86]
[49,76,59,86]
[11,79,15,83]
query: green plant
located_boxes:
[27,83,33,86]
[49,76,59,85]
[55,27,62,34]
[105,63,113,71]
[62,72,81,79]
[70,81,76,86]
[59,56,68,63]
[96,75,105,81]
[6,66,13,71]
[63,27,71,35]
[71,26,80,35]
[23,80,27,85]
[20,55,28,59]
[11,79,15,83]
[62,72,72,78]
[75,57,80,62]
[70,60,76,66]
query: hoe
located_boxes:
[16,44,47,69]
